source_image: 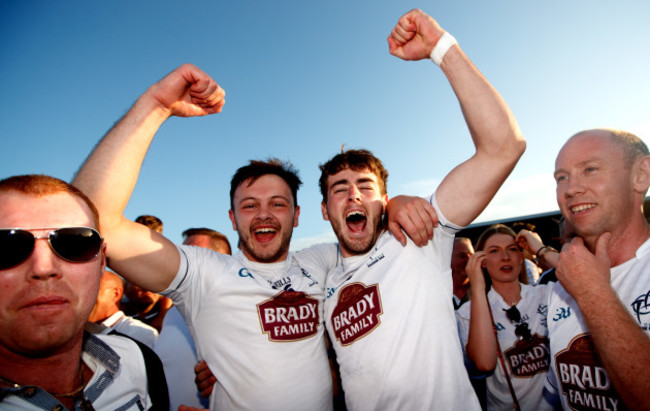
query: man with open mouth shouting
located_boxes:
[317,9,525,411]
[72,61,431,410]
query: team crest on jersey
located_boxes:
[555,334,622,410]
[503,334,549,377]
[331,282,383,346]
[631,289,650,330]
[257,290,319,342]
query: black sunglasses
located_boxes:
[503,305,532,341]
[0,227,103,270]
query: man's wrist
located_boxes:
[536,245,558,260]
[430,32,457,65]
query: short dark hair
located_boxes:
[229,159,302,210]
[0,174,101,232]
[318,149,388,203]
[135,215,163,234]
[182,227,232,255]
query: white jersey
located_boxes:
[323,197,480,411]
[457,284,554,411]
[164,244,338,411]
[546,238,650,411]
[102,310,158,349]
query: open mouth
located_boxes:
[254,226,277,243]
[500,265,513,273]
[346,210,367,233]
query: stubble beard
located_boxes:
[238,227,293,263]
[335,213,384,256]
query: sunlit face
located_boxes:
[554,131,635,241]
[183,234,230,255]
[451,240,474,285]
[0,192,105,356]
[482,233,522,284]
[229,174,299,263]
[321,168,388,257]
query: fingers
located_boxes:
[194,360,217,397]
[387,221,407,246]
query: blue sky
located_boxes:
[2,1,649,250]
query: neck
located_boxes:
[491,280,522,306]
[0,334,86,396]
[587,218,650,267]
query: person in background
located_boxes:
[452,237,474,309]
[155,228,232,410]
[88,270,159,348]
[123,214,173,332]
[456,224,555,410]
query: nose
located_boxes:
[255,202,272,220]
[347,185,362,203]
[28,239,60,280]
[564,174,585,199]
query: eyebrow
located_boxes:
[237,195,291,204]
[554,157,603,177]
[330,177,376,189]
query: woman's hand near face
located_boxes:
[466,251,487,292]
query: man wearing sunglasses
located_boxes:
[0,175,162,410]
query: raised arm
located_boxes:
[388,9,525,226]
[72,64,225,292]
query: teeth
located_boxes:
[571,204,595,213]
[347,210,365,218]
[255,228,276,234]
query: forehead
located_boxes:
[326,167,378,186]
[555,132,622,171]
[183,234,211,247]
[453,240,473,254]
[0,191,95,229]
[484,233,515,247]
[233,174,293,203]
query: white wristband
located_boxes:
[430,32,457,66]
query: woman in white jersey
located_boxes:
[456,225,557,410]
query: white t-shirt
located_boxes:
[0,333,151,410]
[546,238,650,410]
[323,196,480,411]
[154,305,209,410]
[164,244,337,411]
[102,310,158,349]
[457,284,554,410]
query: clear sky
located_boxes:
[2,1,649,250]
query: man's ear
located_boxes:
[293,205,300,228]
[382,194,389,213]
[228,209,237,231]
[321,202,330,221]
[632,155,650,194]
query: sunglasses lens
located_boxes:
[0,229,36,270]
[50,228,102,263]
[505,306,521,323]
[515,323,532,341]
